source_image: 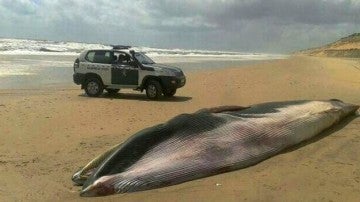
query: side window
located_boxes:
[86,51,114,64]
[104,52,113,64]
[115,52,134,66]
[85,51,96,62]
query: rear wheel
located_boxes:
[146,80,162,100]
[106,88,120,95]
[84,78,103,97]
[163,89,176,97]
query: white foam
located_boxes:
[0,72,35,77]
[0,38,111,55]
[0,50,79,56]
[0,38,287,60]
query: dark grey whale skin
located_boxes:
[78,100,359,197]
[81,110,228,188]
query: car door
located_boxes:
[83,50,112,85]
[111,53,139,86]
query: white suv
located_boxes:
[73,46,186,99]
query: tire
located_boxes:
[84,78,103,97]
[163,89,176,97]
[106,88,120,94]
[146,80,163,100]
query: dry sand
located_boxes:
[0,56,359,201]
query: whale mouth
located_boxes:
[80,184,115,197]
[72,169,93,186]
[80,185,97,197]
[72,170,85,186]
[80,182,116,197]
[72,167,98,186]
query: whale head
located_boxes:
[80,175,116,197]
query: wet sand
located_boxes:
[0,56,359,201]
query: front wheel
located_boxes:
[146,80,163,100]
[84,78,103,97]
[163,89,176,97]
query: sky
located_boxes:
[0,0,359,53]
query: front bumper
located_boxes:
[73,73,85,85]
[160,76,186,90]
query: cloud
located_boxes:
[1,0,38,15]
[0,0,359,52]
[141,0,360,29]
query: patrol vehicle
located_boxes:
[73,46,186,99]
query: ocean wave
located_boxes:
[0,38,111,55]
[0,38,286,60]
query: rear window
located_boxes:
[85,51,114,64]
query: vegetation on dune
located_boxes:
[296,33,360,58]
[339,33,360,43]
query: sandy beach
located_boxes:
[0,56,359,201]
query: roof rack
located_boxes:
[112,45,132,50]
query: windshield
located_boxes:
[134,52,155,64]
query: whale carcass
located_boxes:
[72,99,359,197]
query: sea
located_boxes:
[0,38,287,89]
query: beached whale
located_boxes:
[73,99,359,197]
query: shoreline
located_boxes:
[0,56,359,201]
[0,54,287,90]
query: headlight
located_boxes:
[159,69,176,76]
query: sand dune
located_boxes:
[0,56,359,201]
[297,33,360,58]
